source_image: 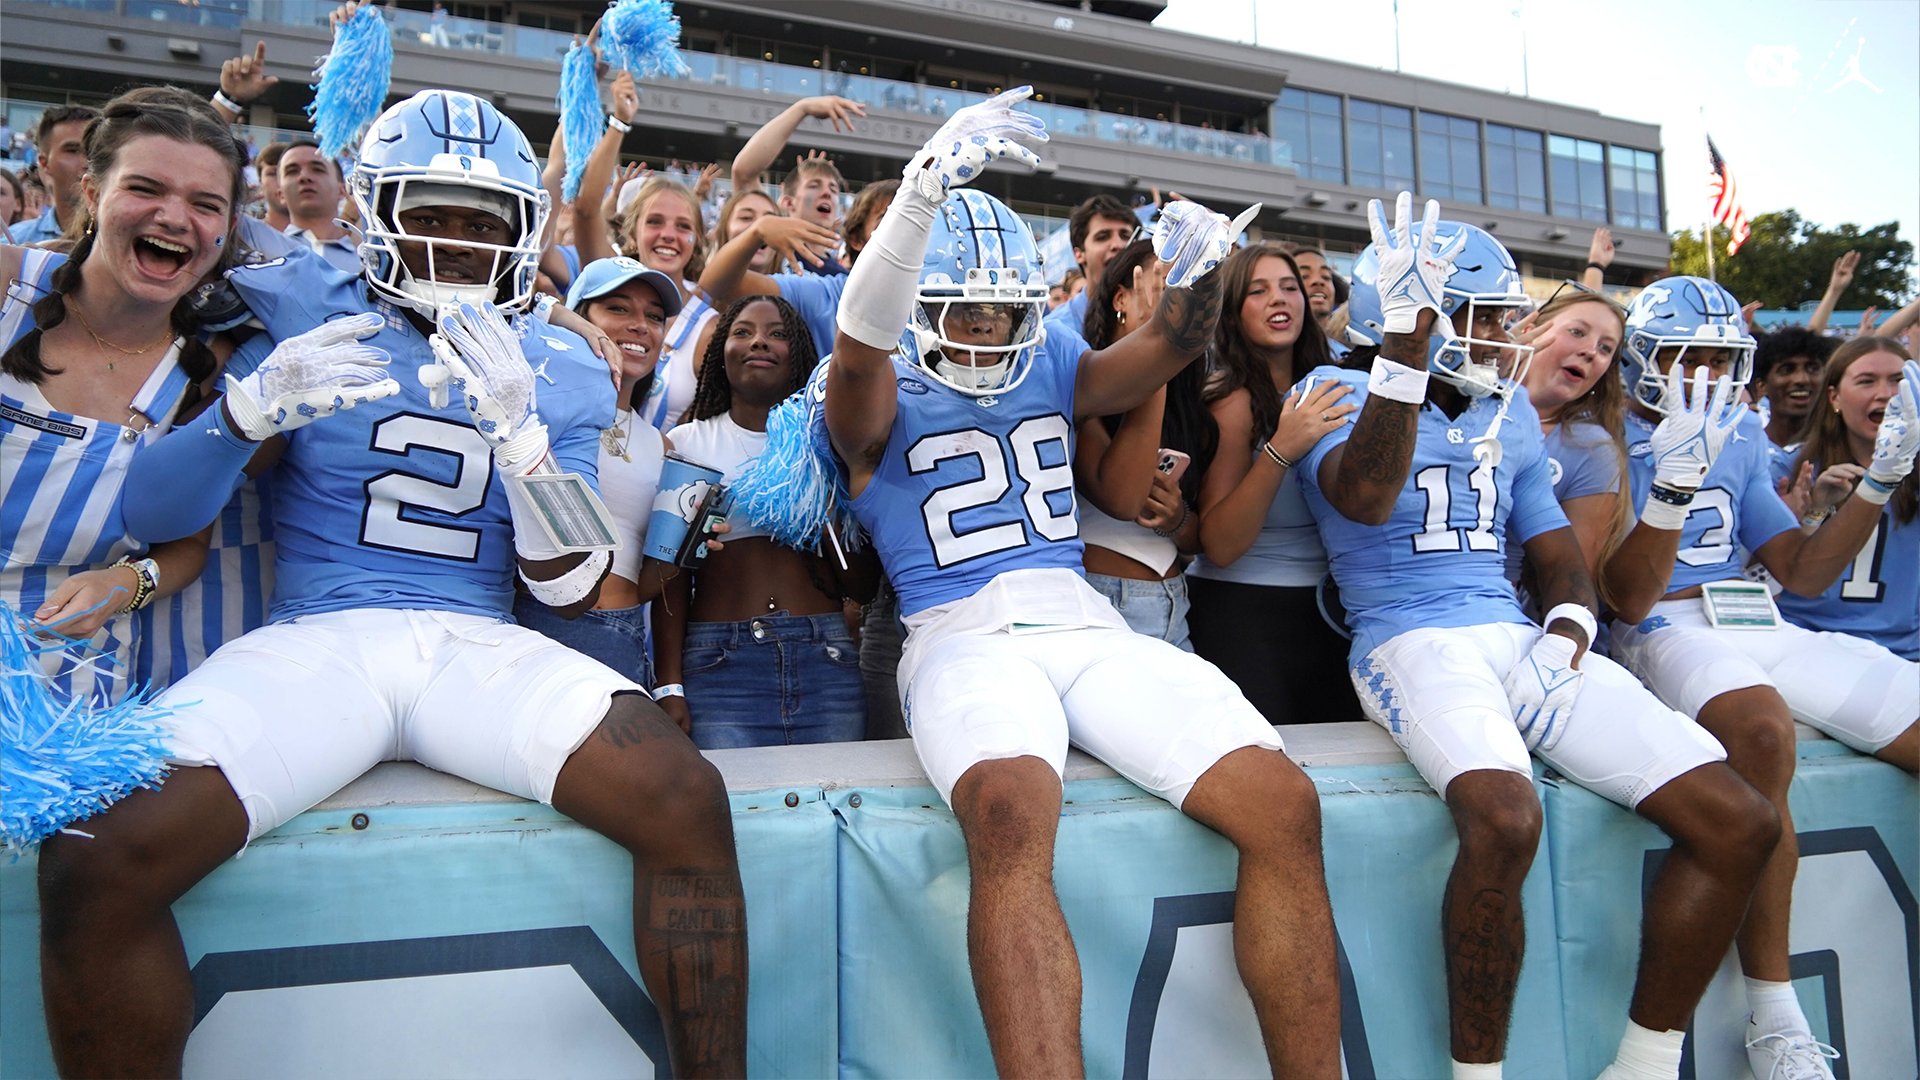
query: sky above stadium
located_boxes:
[1155,0,1919,255]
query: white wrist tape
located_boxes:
[1368,356,1429,404]
[1857,474,1897,506]
[519,548,610,608]
[1542,602,1597,648]
[836,187,940,352]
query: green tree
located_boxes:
[1670,210,1913,309]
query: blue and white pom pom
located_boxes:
[731,359,861,555]
[557,42,603,204]
[598,0,691,79]
[307,5,393,159]
[2,603,173,856]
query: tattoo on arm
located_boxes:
[1153,270,1224,356]
[1338,396,1420,490]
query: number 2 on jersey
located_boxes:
[360,413,494,560]
[907,415,1076,567]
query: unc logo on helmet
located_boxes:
[1620,275,1755,414]
[902,190,1050,397]
[1347,219,1531,400]
[351,90,551,315]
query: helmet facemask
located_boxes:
[1432,294,1534,401]
[1621,277,1756,415]
[355,153,549,316]
[909,266,1047,397]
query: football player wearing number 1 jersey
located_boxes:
[822,89,1341,1076]
[1603,276,1917,1080]
[1303,195,1775,1080]
[35,91,747,1078]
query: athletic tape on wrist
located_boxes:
[1857,474,1897,505]
[1542,602,1597,648]
[519,549,609,608]
[1368,356,1429,403]
[1639,497,1691,531]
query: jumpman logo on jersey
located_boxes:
[529,358,555,385]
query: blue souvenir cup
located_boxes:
[645,452,727,564]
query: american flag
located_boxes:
[1707,135,1752,257]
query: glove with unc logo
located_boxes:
[1152,200,1260,290]
[430,301,549,475]
[222,312,399,440]
[901,86,1048,204]
[1366,192,1465,335]
[1863,358,1920,503]
[1648,364,1743,491]
[1503,631,1583,753]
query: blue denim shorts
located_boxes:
[682,611,866,749]
[1084,571,1193,651]
[512,595,652,689]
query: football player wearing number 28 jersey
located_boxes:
[822,88,1342,1076]
[34,91,747,1078]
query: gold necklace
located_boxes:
[601,410,636,462]
[69,302,173,371]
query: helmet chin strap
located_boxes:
[934,353,1010,391]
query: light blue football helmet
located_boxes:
[905,190,1049,396]
[1620,275,1754,414]
[351,90,550,314]
[1348,220,1532,399]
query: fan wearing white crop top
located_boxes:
[653,295,879,748]
[511,257,706,686]
[1072,240,1208,647]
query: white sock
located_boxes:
[1604,1020,1685,1079]
[1452,1060,1502,1080]
[1745,977,1810,1036]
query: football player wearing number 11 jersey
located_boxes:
[35,91,747,1078]
[1300,195,1776,1080]
[821,88,1341,1076]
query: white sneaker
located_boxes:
[1744,1024,1839,1080]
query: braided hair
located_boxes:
[684,294,819,424]
[2,88,246,396]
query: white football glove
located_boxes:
[901,86,1048,204]
[1504,631,1583,753]
[1366,192,1465,335]
[1152,200,1260,290]
[429,301,548,475]
[222,312,399,440]
[1649,365,1744,491]
[1863,359,1920,501]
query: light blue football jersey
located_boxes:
[1776,470,1919,660]
[841,334,1085,617]
[1295,367,1569,661]
[1502,419,1620,583]
[225,258,615,622]
[1622,409,1798,592]
[772,271,848,361]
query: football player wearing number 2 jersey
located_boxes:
[1304,194,1776,1080]
[35,92,747,1078]
[1603,276,1917,1080]
[823,88,1341,1076]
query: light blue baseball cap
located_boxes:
[566,256,683,316]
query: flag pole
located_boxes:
[1702,120,1717,283]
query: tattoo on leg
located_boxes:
[1448,887,1523,1059]
[645,868,748,1074]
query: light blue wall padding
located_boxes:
[1548,741,1918,1080]
[1,730,1912,1078]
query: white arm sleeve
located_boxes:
[835,188,940,352]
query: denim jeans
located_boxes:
[1085,571,1194,651]
[682,611,866,749]
[512,595,652,689]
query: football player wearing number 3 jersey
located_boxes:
[1603,276,1918,1080]
[1304,195,1776,1080]
[35,91,748,1078]
[823,89,1341,1076]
